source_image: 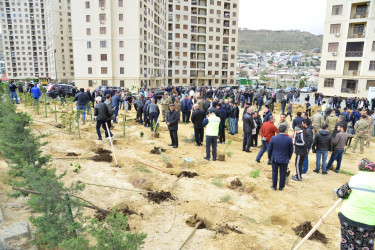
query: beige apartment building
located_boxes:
[0,0,74,82]
[319,0,375,97]
[167,0,239,87]
[72,0,167,89]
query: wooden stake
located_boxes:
[105,122,119,168]
[293,198,342,250]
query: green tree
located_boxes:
[239,70,248,78]
[299,79,306,89]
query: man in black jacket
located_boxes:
[74,88,89,123]
[191,104,205,146]
[332,115,348,138]
[166,104,179,148]
[242,108,254,152]
[312,124,332,174]
[293,125,308,181]
[302,119,314,174]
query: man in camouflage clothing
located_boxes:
[160,92,172,122]
[311,110,324,137]
[174,97,182,122]
[352,115,369,154]
[365,111,373,147]
[197,97,204,110]
[325,111,338,135]
[277,114,290,133]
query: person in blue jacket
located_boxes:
[181,95,193,123]
[30,84,41,102]
[341,108,350,123]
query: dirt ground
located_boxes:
[0,102,372,249]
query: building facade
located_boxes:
[0,0,74,82]
[72,0,167,89]
[319,0,375,97]
[167,0,239,87]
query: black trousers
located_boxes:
[169,130,178,147]
[285,112,292,121]
[252,133,258,147]
[243,133,252,151]
[295,154,306,180]
[219,125,225,143]
[272,162,288,190]
[194,128,204,146]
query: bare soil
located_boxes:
[0,103,372,249]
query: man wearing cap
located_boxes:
[352,115,369,154]
[166,103,179,148]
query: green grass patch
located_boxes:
[250,169,260,178]
[220,195,231,203]
[211,178,223,188]
[136,164,152,173]
[339,170,355,176]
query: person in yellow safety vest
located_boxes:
[336,158,375,249]
[321,101,327,116]
[202,111,221,161]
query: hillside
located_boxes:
[238,30,323,52]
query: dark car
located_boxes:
[47,84,74,98]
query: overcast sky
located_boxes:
[238,0,327,35]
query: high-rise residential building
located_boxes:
[0,0,49,80]
[166,0,239,87]
[72,0,167,89]
[44,0,74,82]
[0,0,74,82]
[319,0,375,97]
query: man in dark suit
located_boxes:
[191,104,206,146]
[166,104,180,148]
[268,125,294,191]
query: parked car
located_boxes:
[300,87,312,93]
[47,84,74,98]
[310,87,318,92]
[285,87,299,93]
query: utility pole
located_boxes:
[54,49,57,82]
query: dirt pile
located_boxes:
[146,190,174,204]
[150,147,167,154]
[66,152,80,156]
[91,148,112,163]
[177,171,198,178]
[55,124,62,128]
[230,178,242,188]
[94,205,137,222]
[292,221,328,244]
[186,214,207,229]
[215,223,243,235]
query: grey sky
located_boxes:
[238,0,327,35]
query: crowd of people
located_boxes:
[8,82,374,249]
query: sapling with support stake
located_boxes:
[121,113,127,138]
[152,120,160,138]
[51,98,58,123]
[76,110,83,138]
[44,94,48,118]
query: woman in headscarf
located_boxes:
[336,158,375,249]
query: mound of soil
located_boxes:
[166,163,173,168]
[150,147,167,154]
[293,221,328,244]
[55,124,62,128]
[215,223,243,235]
[91,148,112,163]
[66,152,80,156]
[94,205,137,226]
[230,178,242,188]
[177,171,198,178]
[186,214,206,229]
[146,190,175,204]
[131,179,146,188]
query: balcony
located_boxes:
[346,42,363,57]
[344,70,359,76]
[198,0,207,7]
[341,79,358,94]
[348,32,365,38]
[350,3,369,19]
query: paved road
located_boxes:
[281,93,345,108]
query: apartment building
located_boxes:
[72,0,167,89]
[319,0,375,97]
[44,0,74,82]
[167,0,239,87]
[0,0,49,80]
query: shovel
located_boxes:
[105,122,119,168]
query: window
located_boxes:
[100,54,107,61]
[328,43,338,52]
[119,0,123,7]
[99,13,106,21]
[370,61,375,71]
[100,40,106,48]
[119,41,124,47]
[119,54,124,61]
[87,54,92,61]
[102,80,108,86]
[332,5,343,15]
[87,41,91,48]
[372,41,375,51]
[324,78,334,87]
[100,27,106,34]
[86,28,91,35]
[86,15,90,22]
[366,80,375,90]
[85,1,90,8]
[119,27,123,34]
[88,80,93,87]
[330,24,341,34]
[119,14,123,21]
[120,67,124,74]
[348,61,359,71]
[88,67,92,74]
[326,60,337,70]
[101,67,107,74]
[120,80,124,87]
[99,0,105,8]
